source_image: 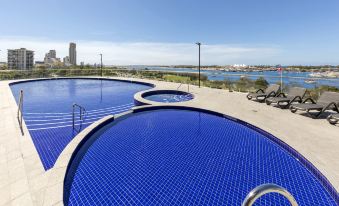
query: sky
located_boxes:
[0,0,338,65]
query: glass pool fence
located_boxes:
[1,68,339,100]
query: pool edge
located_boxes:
[8,76,156,88]
[134,89,195,106]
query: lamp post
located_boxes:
[196,42,201,88]
[99,54,103,77]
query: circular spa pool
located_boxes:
[141,90,194,103]
[64,107,338,206]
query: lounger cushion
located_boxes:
[287,87,306,98]
[266,97,293,103]
[317,92,339,106]
[248,92,270,98]
[292,104,324,110]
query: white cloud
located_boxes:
[0,36,281,65]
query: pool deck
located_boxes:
[0,77,338,205]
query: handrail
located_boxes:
[72,103,86,132]
[177,82,190,92]
[17,90,24,135]
[242,184,298,206]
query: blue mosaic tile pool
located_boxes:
[65,109,338,205]
[143,90,193,103]
[10,78,152,170]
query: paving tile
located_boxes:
[43,183,63,206]
[6,150,22,162]
[28,174,49,192]
[31,188,46,206]
[8,164,26,183]
[7,158,24,172]
[0,184,11,206]
[11,192,33,206]
[46,168,65,187]
[0,155,6,165]
[10,178,29,200]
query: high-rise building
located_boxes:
[48,50,56,58]
[69,42,76,65]
[7,48,34,70]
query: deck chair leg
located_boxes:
[290,106,297,113]
[307,109,322,119]
[327,116,338,125]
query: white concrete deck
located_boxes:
[0,77,338,205]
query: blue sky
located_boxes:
[0,0,338,65]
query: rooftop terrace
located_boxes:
[0,77,338,205]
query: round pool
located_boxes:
[141,90,193,103]
[64,107,338,205]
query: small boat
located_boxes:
[304,79,316,84]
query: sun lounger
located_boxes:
[247,84,280,102]
[290,91,339,118]
[266,87,306,108]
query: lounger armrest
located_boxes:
[277,93,286,97]
[255,89,264,94]
[323,102,339,112]
[267,91,276,98]
[303,98,316,104]
[290,96,302,103]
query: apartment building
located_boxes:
[7,48,34,70]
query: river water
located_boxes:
[127,66,339,89]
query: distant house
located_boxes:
[35,61,46,68]
[63,56,72,67]
[44,50,62,68]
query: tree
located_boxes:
[254,77,268,89]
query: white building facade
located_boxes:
[7,48,34,70]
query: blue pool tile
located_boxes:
[66,110,338,205]
[10,79,152,170]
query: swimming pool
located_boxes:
[141,90,194,103]
[64,107,338,205]
[10,78,153,170]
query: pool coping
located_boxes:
[45,105,339,205]
[134,89,195,106]
[8,76,156,88]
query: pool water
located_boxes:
[10,78,152,170]
[143,91,193,103]
[65,109,337,205]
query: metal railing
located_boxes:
[177,82,190,92]
[242,184,298,206]
[17,90,24,135]
[72,103,86,133]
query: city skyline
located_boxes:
[0,0,339,65]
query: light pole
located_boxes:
[99,54,103,77]
[196,42,201,88]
